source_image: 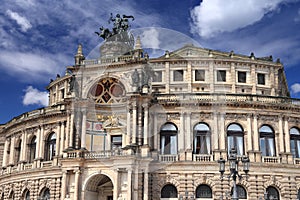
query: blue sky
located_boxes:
[1,0,300,124]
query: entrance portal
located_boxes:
[85,174,114,200]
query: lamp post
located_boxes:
[218,147,250,200]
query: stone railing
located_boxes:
[262,156,280,163]
[24,163,33,170]
[155,93,300,106]
[41,161,53,168]
[159,154,178,162]
[294,158,300,165]
[65,149,126,160]
[193,154,212,162]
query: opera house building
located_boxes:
[1,20,300,200]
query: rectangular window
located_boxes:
[195,70,205,81]
[257,73,265,85]
[173,70,184,82]
[153,71,162,82]
[217,70,226,82]
[111,135,122,149]
[238,71,246,83]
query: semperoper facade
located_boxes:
[0,14,300,200]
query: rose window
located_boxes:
[88,78,126,103]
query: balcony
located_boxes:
[193,154,212,162]
[65,149,127,160]
[262,156,280,163]
[159,154,178,162]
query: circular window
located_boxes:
[111,84,124,97]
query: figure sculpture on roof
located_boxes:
[95,13,134,46]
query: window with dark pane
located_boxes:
[259,125,276,156]
[153,71,162,82]
[290,127,300,158]
[238,71,247,83]
[193,123,211,154]
[195,70,205,81]
[196,184,212,198]
[173,70,184,81]
[111,135,122,149]
[217,70,226,82]
[257,73,265,85]
[161,184,178,198]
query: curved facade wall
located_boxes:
[0,40,299,200]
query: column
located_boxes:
[126,104,131,146]
[143,104,149,145]
[187,61,192,92]
[36,127,41,159]
[212,113,219,151]
[81,109,87,149]
[251,64,256,94]
[209,61,214,92]
[9,136,15,165]
[56,123,61,156]
[219,113,225,151]
[253,115,259,151]
[179,112,185,150]
[284,117,290,153]
[186,112,191,149]
[278,117,284,153]
[247,115,253,152]
[60,122,65,155]
[153,113,158,151]
[165,62,170,93]
[114,170,119,199]
[55,84,59,102]
[61,170,67,199]
[231,63,236,93]
[132,102,137,144]
[74,170,80,200]
[127,170,132,200]
[143,169,149,200]
[2,139,10,168]
[39,125,44,159]
[69,111,74,148]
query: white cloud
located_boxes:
[139,28,160,49]
[0,50,66,82]
[291,83,300,94]
[6,10,32,32]
[22,86,48,106]
[190,0,287,38]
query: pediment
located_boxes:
[168,45,211,58]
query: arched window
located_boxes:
[193,123,211,154]
[15,139,22,163]
[22,189,30,200]
[9,191,15,200]
[45,133,56,161]
[161,184,178,198]
[259,125,276,157]
[237,185,247,199]
[160,123,177,155]
[290,127,300,158]
[196,184,212,198]
[29,136,36,163]
[227,123,244,155]
[266,186,280,200]
[40,188,50,200]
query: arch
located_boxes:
[44,132,56,161]
[8,190,15,200]
[84,173,114,200]
[195,184,212,198]
[259,125,276,157]
[266,186,280,200]
[21,189,30,200]
[161,184,178,198]
[193,122,211,154]
[160,123,178,155]
[87,77,126,103]
[15,138,22,163]
[227,123,244,155]
[28,136,37,163]
[290,127,300,158]
[39,187,50,200]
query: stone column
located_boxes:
[247,115,253,152]
[209,61,214,92]
[126,104,131,146]
[114,170,119,199]
[253,115,259,151]
[165,61,170,93]
[69,111,75,148]
[231,63,236,93]
[153,113,158,151]
[74,170,80,200]
[284,117,291,153]
[143,169,149,200]
[143,104,149,145]
[81,109,87,149]
[187,61,192,92]
[39,125,44,160]
[2,139,10,168]
[61,170,67,199]
[186,112,191,149]
[56,123,61,156]
[65,112,70,149]
[278,117,284,153]
[132,103,137,144]
[9,136,15,166]
[127,170,132,200]
[251,64,256,94]
[219,114,225,151]
[60,122,65,155]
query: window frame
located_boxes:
[237,71,247,83]
[196,184,212,198]
[160,123,178,155]
[161,184,178,198]
[257,73,266,85]
[217,70,226,82]
[259,125,276,157]
[195,69,205,82]
[227,123,244,156]
[173,70,184,82]
[193,123,211,154]
[45,132,56,161]
[290,127,300,158]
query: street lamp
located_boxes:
[218,147,250,200]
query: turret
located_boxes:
[74,44,85,66]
